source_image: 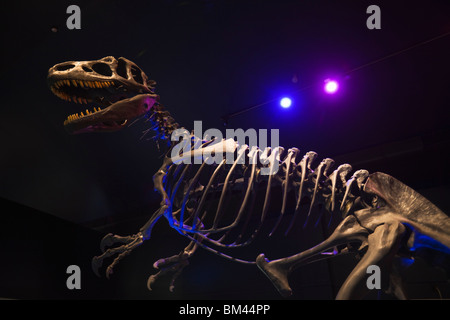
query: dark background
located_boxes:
[0,0,449,300]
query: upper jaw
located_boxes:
[47,76,143,107]
[47,57,153,105]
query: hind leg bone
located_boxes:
[335,220,406,299]
[256,215,369,297]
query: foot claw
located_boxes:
[147,252,190,292]
[153,258,164,269]
[147,274,157,291]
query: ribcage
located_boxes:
[156,136,370,262]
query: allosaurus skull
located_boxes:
[47,56,159,134]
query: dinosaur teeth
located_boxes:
[64,106,105,125]
[52,79,114,91]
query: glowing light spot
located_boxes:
[324,79,339,94]
[280,97,292,108]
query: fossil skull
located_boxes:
[47,56,159,134]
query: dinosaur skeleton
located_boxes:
[47,56,450,299]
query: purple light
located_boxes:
[324,79,339,94]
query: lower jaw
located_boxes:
[64,119,128,134]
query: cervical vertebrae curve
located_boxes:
[48,56,450,299]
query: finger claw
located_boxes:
[100,233,114,252]
[91,256,102,277]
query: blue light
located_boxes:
[280,97,292,108]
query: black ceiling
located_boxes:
[1,0,449,226]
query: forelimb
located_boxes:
[92,206,165,278]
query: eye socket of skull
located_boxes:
[116,58,128,79]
